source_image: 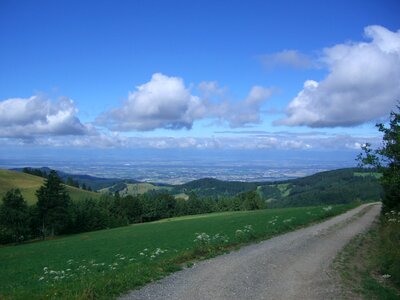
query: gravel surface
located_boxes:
[120,203,380,300]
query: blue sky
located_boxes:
[0,0,400,155]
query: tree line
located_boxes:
[0,170,265,244]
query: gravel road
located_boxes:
[120,203,380,300]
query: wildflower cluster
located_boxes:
[38,259,108,284]
[268,216,279,226]
[194,233,211,245]
[235,224,255,241]
[323,206,333,212]
[193,232,230,254]
[39,267,74,282]
[211,233,229,245]
[283,218,294,223]
[385,210,400,223]
[37,248,168,285]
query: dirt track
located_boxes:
[120,203,380,300]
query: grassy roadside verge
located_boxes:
[1,203,358,299]
[335,210,400,299]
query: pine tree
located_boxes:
[36,170,72,237]
[0,189,29,242]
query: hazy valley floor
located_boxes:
[120,203,380,300]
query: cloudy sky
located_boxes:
[0,0,399,155]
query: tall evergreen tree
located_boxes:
[0,189,29,242]
[36,170,72,237]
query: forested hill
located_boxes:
[262,168,382,207]
[170,168,382,206]
[172,178,259,197]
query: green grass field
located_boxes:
[0,203,357,299]
[0,170,101,204]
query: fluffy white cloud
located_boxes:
[0,95,90,138]
[260,49,313,69]
[277,25,400,127]
[98,73,272,131]
[97,73,206,131]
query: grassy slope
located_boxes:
[0,170,101,205]
[0,203,356,299]
[120,183,169,196]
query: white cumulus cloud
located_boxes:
[277,25,400,127]
[98,73,273,131]
[97,73,206,131]
[0,95,90,138]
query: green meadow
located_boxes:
[0,170,101,205]
[0,203,356,299]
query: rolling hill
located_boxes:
[0,169,101,205]
[12,167,129,191]
[170,168,383,207]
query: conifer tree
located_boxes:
[0,189,29,242]
[36,170,71,237]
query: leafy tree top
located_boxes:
[358,105,400,211]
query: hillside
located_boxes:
[0,170,101,205]
[171,168,382,207]
[264,168,383,207]
[172,178,259,198]
[12,167,130,191]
